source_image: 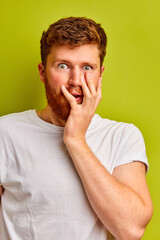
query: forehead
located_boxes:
[47,44,100,65]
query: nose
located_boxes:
[68,66,82,86]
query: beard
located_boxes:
[44,75,82,122]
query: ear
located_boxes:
[100,66,105,77]
[38,63,45,83]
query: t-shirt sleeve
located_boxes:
[114,124,149,171]
[0,124,5,186]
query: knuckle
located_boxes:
[93,92,97,98]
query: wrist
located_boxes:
[63,135,87,148]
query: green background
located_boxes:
[0,0,159,238]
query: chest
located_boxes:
[2,127,121,206]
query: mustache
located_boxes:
[66,86,83,95]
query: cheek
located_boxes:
[47,71,68,88]
[92,72,100,87]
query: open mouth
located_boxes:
[67,87,83,104]
[72,94,83,104]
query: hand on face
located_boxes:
[61,73,102,144]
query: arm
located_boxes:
[61,74,153,240]
[64,140,152,240]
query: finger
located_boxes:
[94,76,102,107]
[97,76,102,95]
[80,75,95,109]
[87,76,102,112]
[81,75,91,97]
[85,73,97,97]
[61,85,77,109]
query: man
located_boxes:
[0,17,152,240]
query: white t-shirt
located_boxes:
[0,110,149,240]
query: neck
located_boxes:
[37,105,66,127]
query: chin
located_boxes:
[49,98,71,122]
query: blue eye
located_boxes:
[58,63,68,69]
[83,65,92,70]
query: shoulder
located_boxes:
[0,110,35,122]
[0,110,35,134]
[91,114,147,158]
[90,114,142,138]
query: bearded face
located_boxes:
[44,74,70,121]
[40,44,103,123]
[44,73,83,122]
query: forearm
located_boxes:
[64,139,150,240]
[61,73,152,239]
